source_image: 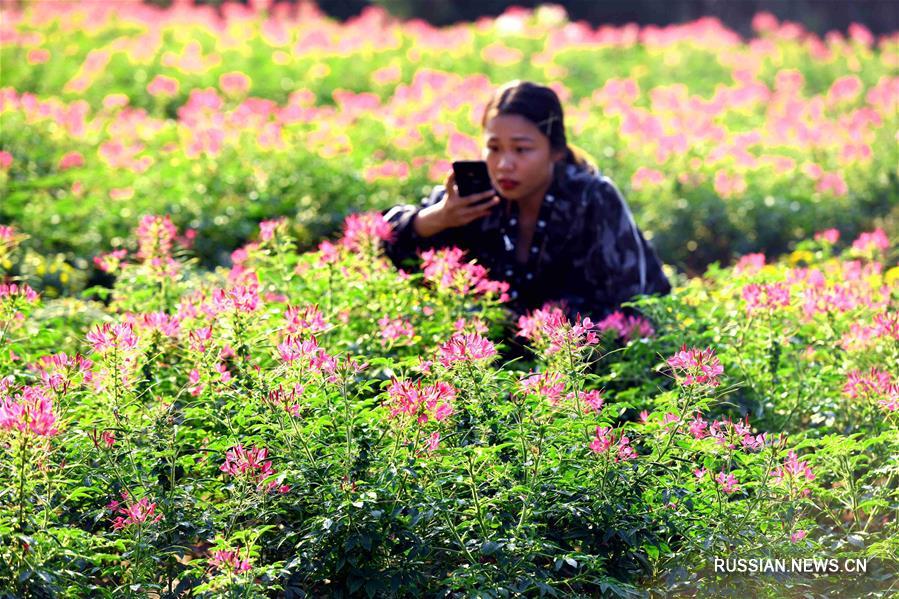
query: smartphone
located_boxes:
[452,160,494,198]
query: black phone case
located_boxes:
[453,161,493,197]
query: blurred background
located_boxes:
[144,0,899,35]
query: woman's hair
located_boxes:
[480,80,597,175]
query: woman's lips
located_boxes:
[498,180,519,191]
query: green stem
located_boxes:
[466,451,489,538]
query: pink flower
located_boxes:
[58,151,85,170]
[220,444,279,491]
[0,150,13,169]
[715,471,739,494]
[317,240,341,264]
[616,436,637,461]
[843,367,892,400]
[258,218,286,242]
[790,530,808,543]
[590,426,637,461]
[851,228,889,254]
[814,228,840,244]
[284,304,330,335]
[378,316,415,346]
[386,379,455,424]
[277,335,321,364]
[517,304,567,343]
[135,215,178,261]
[0,283,39,303]
[873,312,899,340]
[596,311,655,342]
[687,414,708,439]
[209,548,252,573]
[772,451,815,498]
[0,384,58,437]
[666,345,724,387]
[579,389,604,413]
[537,311,599,355]
[714,170,747,199]
[109,492,163,530]
[447,131,480,160]
[212,285,261,314]
[519,371,566,405]
[219,72,251,96]
[815,172,848,197]
[742,283,791,314]
[437,332,497,368]
[86,323,138,354]
[590,426,614,454]
[27,48,50,64]
[734,253,766,274]
[147,74,179,97]
[630,167,665,190]
[420,247,509,300]
[137,311,181,338]
[693,467,707,480]
[363,160,410,183]
[101,430,115,448]
[264,384,305,417]
[341,212,394,251]
[93,249,128,273]
[425,431,441,453]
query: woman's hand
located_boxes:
[413,172,500,238]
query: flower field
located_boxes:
[1,1,898,597]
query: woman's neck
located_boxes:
[517,176,553,221]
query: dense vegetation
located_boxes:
[0,2,897,597]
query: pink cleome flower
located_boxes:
[209,548,251,573]
[590,426,637,461]
[93,249,129,274]
[219,71,251,96]
[58,151,85,170]
[135,215,178,261]
[108,492,163,530]
[378,316,415,345]
[851,228,889,254]
[666,344,724,387]
[220,444,281,492]
[340,212,394,252]
[537,311,599,356]
[715,471,740,494]
[0,384,59,437]
[147,74,179,97]
[843,367,892,400]
[596,310,655,342]
[437,332,497,368]
[86,322,138,354]
[519,371,566,405]
[258,217,287,242]
[386,379,455,424]
[813,228,840,244]
[420,247,509,299]
[742,282,791,314]
[0,283,39,303]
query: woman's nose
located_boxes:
[497,153,514,170]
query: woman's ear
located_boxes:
[551,148,566,163]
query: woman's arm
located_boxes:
[381,172,499,270]
[381,185,451,268]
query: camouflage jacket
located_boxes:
[381,163,671,320]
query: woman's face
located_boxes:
[482,113,564,203]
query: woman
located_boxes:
[382,80,671,321]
